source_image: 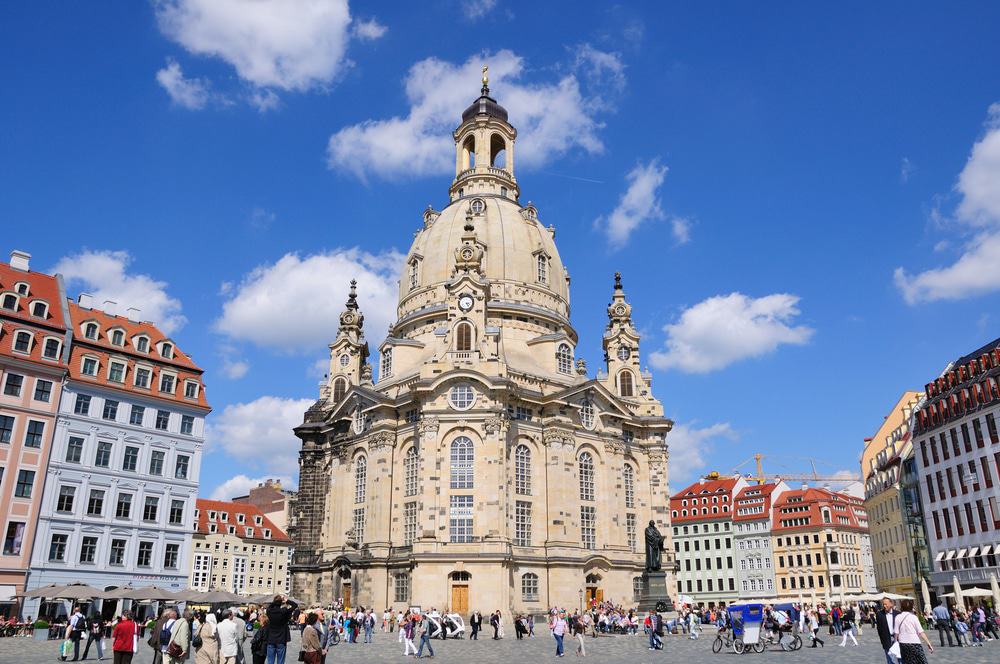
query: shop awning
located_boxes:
[934,551,945,562]
[957,548,968,559]
[981,545,993,556]
[945,550,957,560]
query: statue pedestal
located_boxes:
[637,571,674,614]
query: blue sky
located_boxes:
[3,1,1000,501]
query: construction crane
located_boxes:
[704,453,862,485]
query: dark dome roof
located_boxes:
[461,92,509,123]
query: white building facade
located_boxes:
[733,482,787,600]
[23,299,208,617]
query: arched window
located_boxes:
[450,437,474,489]
[30,301,48,318]
[514,444,531,495]
[1,293,17,310]
[462,135,476,169]
[404,447,419,497]
[579,452,595,501]
[354,456,367,504]
[111,330,124,346]
[619,370,634,397]
[409,259,419,290]
[13,330,32,353]
[490,133,507,168]
[537,255,548,283]
[14,283,29,296]
[332,377,347,402]
[470,198,485,214]
[521,572,539,601]
[623,464,635,509]
[556,344,572,375]
[381,348,392,379]
[84,322,98,340]
[456,322,473,351]
[580,400,595,429]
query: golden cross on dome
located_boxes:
[482,65,489,87]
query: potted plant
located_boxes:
[33,619,50,641]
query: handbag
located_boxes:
[298,650,306,662]
[167,641,184,658]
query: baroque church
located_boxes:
[290,72,676,614]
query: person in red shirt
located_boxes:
[112,611,138,664]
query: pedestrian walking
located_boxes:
[194,612,220,664]
[838,605,858,646]
[217,611,240,664]
[300,614,322,664]
[931,601,954,647]
[265,595,298,664]
[894,599,934,663]
[81,612,106,661]
[250,614,269,664]
[111,611,138,664]
[573,616,586,657]
[469,611,481,640]
[416,616,435,659]
[808,610,824,648]
[165,609,192,664]
[876,598,898,664]
[402,616,418,657]
[550,610,568,657]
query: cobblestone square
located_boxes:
[2,628,999,664]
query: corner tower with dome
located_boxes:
[289,74,676,613]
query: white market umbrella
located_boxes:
[958,587,993,598]
[990,574,1000,610]
[952,576,964,607]
[921,577,931,613]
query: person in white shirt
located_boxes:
[217,610,240,664]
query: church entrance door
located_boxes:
[451,585,469,614]
[343,582,351,610]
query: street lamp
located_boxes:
[579,588,583,614]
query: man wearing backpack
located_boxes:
[67,605,85,661]
[80,612,105,660]
[148,607,170,664]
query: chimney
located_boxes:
[78,293,94,309]
[801,483,808,491]
[127,307,141,323]
[9,250,30,271]
[102,300,117,316]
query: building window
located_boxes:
[79,536,98,564]
[515,444,532,495]
[160,343,174,359]
[2,522,25,555]
[332,377,347,402]
[87,490,104,516]
[48,534,68,561]
[0,414,13,443]
[43,338,60,359]
[352,507,365,543]
[155,410,170,430]
[515,500,532,546]
[381,348,392,379]
[82,357,98,376]
[627,513,637,552]
[449,384,475,409]
[110,329,124,346]
[404,502,418,545]
[66,436,84,463]
[135,367,151,388]
[537,255,548,283]
[135,336,149,352]
[24,420,44,447]
[109,361,126,383]
[449,495,474,543]
[450,437,474,488]
[3,373,23,397]
[84,323,98,339]
[556,343,573,374]
[175,454,190,480]
[1,293,17,309]
[404,447,419,497]
[623,464,635,508]
[581,505,596,550]
[116,493,132,518]
[579,452,595,501]
[395,573,411,603]
[129,405,145,426]
[137,541,153,567]
[15,470,34,497]
[13,331,32,353]
[409,259,420,290]
[521,572,539,601]
[33,379,52,402]
[159,373,175,393]
[149,450,165,476]
[143,496,159,521]
[580,400,595,429]
[56,485,76,512]
[164,543,180,569]
[102,399,119,421]
[455,322,473,352]
[31,301,47,317]
[123,446,139,471]
[184,381,199,399]
[95,441,112,468]
[619,370,635,397]
[180,415,194,435]
[354,456,367,503]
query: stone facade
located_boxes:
[290,81,675,615]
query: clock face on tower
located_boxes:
[458,295,474,312]
[617,346,631,361]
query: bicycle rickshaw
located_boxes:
[713,603,764,654]
[760,603,803,652]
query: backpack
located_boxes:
[76,615,89,634]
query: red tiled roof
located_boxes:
[771,488,866,533]
[669,477,741,523]
[0,261,69,365]
[732,483,779,522]
[195,499,290,543]
[67,301,209,410]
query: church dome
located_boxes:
[461,93,509,123]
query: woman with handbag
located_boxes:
[112,611,138,664]
[301,613,323,664]
[250,614,269,664]
[894,599,934,663]
[194,612,220,664]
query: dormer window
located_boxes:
[381,348,393,379]
[556,343,573,375]
[209,523,217,533]
[81,356,99,376]
[43,337,61,360]
[135,336,149,353]
[237,513,245,524]
[160,342,174,359]
[1,293,17,310]
[228,525,236,535]
[254,515,263,526]
[134,366,151,388]
[84,323,98,340]
[246,527,254,538]
[15,282,29,296]
[110,329,125,346]
[30,301,48,318]
[184,381,199,399]
[159,372,176,394]
[537,254,548,284]
[263,528,271,538]
[13,330,32,354]
[208,510,217,520]
[220,512,228,522]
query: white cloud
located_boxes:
[326,49,613,181]
[651,293,814,374]
[215,248,403,352]
[462,0,498,21]
[218,344,250,379]
[895,104,1000,303]
[900,156,914,183]
[248,88,280,113]
[210,473,295,501]
[671,216,692,245]
[53,250,187,334]
[206,396,314,476]
[595,159,668,249]
[248,207,276,231]
[155,59,211,109]
[668,422,738,484]
[353,18,387,40]
[156,0,353,92]
[572,43,626,96]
